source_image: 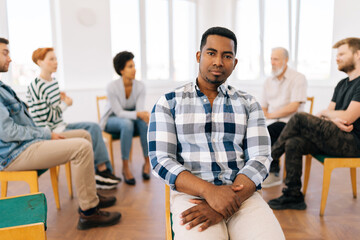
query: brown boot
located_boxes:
[77,208,121,230]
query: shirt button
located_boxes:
[218,175,222,180]
[203,99,207,102]
[212,138,216,142]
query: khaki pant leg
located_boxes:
[170,190,229,240]
[227,192,285,240]
[5,135,99,210]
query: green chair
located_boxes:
[0,193,47,239]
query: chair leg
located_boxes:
[302,155,312,196]
[108,138,115,172]
[1,181,8,198]
[320,161,333,216]
[350,168,357,198]
[65,162,73,198]
[50,167,61,210]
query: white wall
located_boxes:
[15,0,360,124]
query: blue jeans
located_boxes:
[105,116,148,161]
[65,122,113,172]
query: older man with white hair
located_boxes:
[261,47,307,188]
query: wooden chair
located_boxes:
[302,154,360,216]
[0,162,73,210]
[282,96,314,180]
[0,193,47,240]
[165,184,173,240]
[96,96,135,171]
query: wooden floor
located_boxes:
[3,139,360,240]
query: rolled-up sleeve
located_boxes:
[148,95,187,190]
[238,97,272,188]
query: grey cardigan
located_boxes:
[100,78,146,130]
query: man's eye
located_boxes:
[207,52,215,56]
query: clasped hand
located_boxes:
[180,184,243,232]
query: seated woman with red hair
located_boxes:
[26,47,121,189]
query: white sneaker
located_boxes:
[262,173,282,188]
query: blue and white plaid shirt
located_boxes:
[148,81,272,190]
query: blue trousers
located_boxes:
[65,122,113,172]
[105,116,149,161]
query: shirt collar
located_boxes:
[271,66,290,82]
[194,78,229,96]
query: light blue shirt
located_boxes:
[0,81,51,170]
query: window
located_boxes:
[297,0,334,80]
[263,0,289,75]
[6,0,53,86]
[146,0,170,81]
[110,0,197,82]
[110,0,142,80]
[172,0,197,82]
[235,0,334,82]
[234,0,260,80]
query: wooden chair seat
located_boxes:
[0,162,73,210]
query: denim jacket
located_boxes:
[0,81,51,170]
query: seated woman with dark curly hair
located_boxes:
[100,51,150,185]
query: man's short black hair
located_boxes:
[113,51,134,76]
[200,27,237,55]
[0,38,9,45]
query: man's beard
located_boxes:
[338,60,355,73]
[272,64,286,77]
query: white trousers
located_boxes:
[171,191,285,240]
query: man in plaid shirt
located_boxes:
[148,27,284,239]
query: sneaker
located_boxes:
[262,172,282,188]
[95,169,122,184]
[268,191,307,210]
[96,181,118,190]
[77,208,121,230]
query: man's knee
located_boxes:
[76,129,92,143]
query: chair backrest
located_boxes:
[306,96,314,114]
[96,96,108,122]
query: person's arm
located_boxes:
[265,102,301,119]
[26,82,64,126]
[320,101,360,124]
[106,82,137,119]
[0,101,51,142]
[135,82,150,123]
[238,97,272,191]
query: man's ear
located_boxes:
[233,58,238,70]
[196,51,201,63]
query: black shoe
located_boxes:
[97,193,117,208]
[142,165,150,180]
[77,193,117,214]
[122,172,136,185]
[77,208,121,230]
[268,190,306,210]
[95,169,122,184]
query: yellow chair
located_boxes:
[282,96,314,180]
[96,95,136,171]
[0,162,73,210]
[302,154,360,216]
[165,184,172,240]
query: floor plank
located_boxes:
[3,139,360,239]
